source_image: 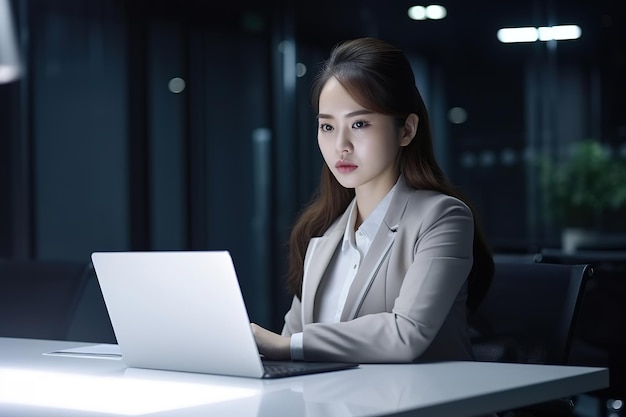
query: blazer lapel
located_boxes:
[341,177,413,320]
[301,206,350,324]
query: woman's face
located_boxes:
[317,76,411,195]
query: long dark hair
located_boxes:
[287,37,493,312]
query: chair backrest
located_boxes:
[469,261,593,365]
[0,259,115,343]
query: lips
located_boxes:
[335,160,357,173]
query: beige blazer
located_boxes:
[281,176,475,363]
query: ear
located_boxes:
[399,113,419,147]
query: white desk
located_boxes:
[0,337,608,417]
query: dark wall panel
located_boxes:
[33,4,130,261]
[148,19,187,251]
[200,33,272,326]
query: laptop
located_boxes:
[90,251,359,379]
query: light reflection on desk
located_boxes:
[124,363,443,417]
[0,362,600,417]
[0,367,260,415]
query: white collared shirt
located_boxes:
[290,179,399,360]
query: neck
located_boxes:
[354,174,399,226]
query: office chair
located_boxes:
[0,259,115,343]
[538,249,626,417]
[492,253,543,264]
[469,261,593,417]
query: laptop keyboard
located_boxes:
[261,359,358,378]
[263,363,311,378]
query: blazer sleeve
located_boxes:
[301,195,474,363]
[281,295,303,336]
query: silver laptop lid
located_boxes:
[91,251,265,378]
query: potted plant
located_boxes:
[541,139,626,252]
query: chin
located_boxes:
[333,177,359,190]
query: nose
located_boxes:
[335,127,352,155]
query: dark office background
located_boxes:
[1,0,625,330]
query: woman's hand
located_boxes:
[250,323,291,360]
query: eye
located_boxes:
[319,123,333,132]
[352,120,369,129]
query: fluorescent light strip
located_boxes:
[408,5,427,20]
[498,25,581,43]
[538,25,582,41]
[408,4,447,20]
[425,5,447,20]
[497,27,538,43]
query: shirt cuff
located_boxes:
[290,332,304,361]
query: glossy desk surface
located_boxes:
[0,337,609,417]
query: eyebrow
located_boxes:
[317,109,374,119]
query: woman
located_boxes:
[252,37,493,363]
